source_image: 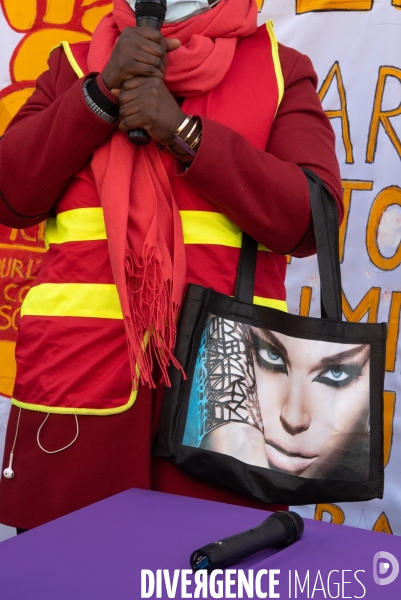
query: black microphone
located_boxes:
[129,0,167,145]
[190,511,304,573]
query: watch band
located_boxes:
[82,78,118,124]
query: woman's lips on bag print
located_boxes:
[263,437,319,474]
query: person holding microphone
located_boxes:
[0,0,342,531]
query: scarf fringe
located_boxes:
[89,0,257,391]
[125,248,185,389]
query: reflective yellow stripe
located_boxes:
[45,207,106,248]
[11,390,137,416]
[253,296,288,311]
[50,41,84,78]
[46,208,270,251]
[181,211,270,251]
[266,20,284,112]
[21,283,286,319]
[21,283,123,320]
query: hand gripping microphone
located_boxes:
[129,0,167,145]
[190,511,304,573]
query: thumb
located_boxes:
[166,38,181,52]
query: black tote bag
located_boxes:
[154,171,386,505]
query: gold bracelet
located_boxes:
[176,114,192,137]
[171,115,202,158]
[182,119,198,144]
[189,129,202,150]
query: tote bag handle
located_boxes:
[234,169,343,321]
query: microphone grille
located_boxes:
[135,1,167,21]
[273,511,304,547]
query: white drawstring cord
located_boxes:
[7,407,22,473]
[10,407,22,455]
[37,414,79,454]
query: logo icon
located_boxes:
[373,551,399,585]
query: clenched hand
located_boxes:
[102,26,185,146]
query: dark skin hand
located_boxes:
[118,76,185,145]
[102,26,187,148]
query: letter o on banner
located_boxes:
[366,186,401,271]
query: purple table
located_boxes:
[0,489,400,599]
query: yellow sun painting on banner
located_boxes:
[0,1,112,135]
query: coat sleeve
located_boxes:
[179,45,343,258]
[0,48,116,229]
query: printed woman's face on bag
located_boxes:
[183,316,371,481]
[250,328,370,479]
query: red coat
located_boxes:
[0,41,343,529]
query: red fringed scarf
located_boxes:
[88,0,257,388]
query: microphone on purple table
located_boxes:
[128,0,167,145]
[190,511,304,573]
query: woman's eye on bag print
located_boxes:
[183,315,370,482]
